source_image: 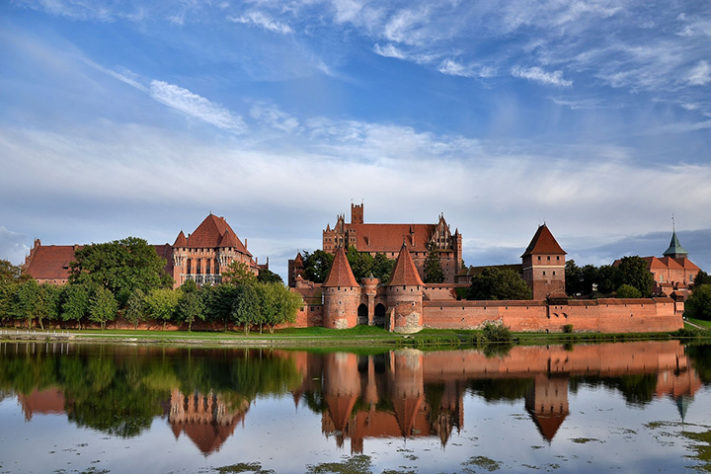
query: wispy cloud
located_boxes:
[438,59,495,79]
[512,66,572,87]
[373,43,406,60]
[250,103,300,133]
[149,80,246,133]
[688,60,711,86]
[228,11,293,34]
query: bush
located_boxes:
[562,324,573,333]
[616,284,642,298]
[685,284,711,321]
[481,322,512,343]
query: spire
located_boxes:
[521,224,566,258]
[323,247,359,287]
[388,243,424,286]
[173,231,187,247]
[663,230,688,259]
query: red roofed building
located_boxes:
[171,214,259,287]
[521,224,567,300]
[318,203,463,283]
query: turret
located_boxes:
[386,243,424,334]
[322,247,361,329]
[521,224,566,300]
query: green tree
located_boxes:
[70,237,173,305]
[346,246,374,281]
[144,288,181,330]
[0,259,22,282]
[616,284,642,298]
[203,284,238,330]
[176,290,205,331]
[37,284,62,330]
[694,271,711,287]
[614,256,654,297]
[302,250,335,283]
[467,268,532,300]
[685,284,711,321]
[124,288,146,329]
[254,283,301,333]
[12,279,41,329]
[0,279,17,326]
[371,253,395,283]
[88,286,118,329]
[565,260,583,296]
[257,268,283,284]
[232,284,260,334]
[596,265,618,294]
[60,284,91,329]
[221,261,257,285]
[423,243,445,283]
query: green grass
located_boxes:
[688,318,711,329]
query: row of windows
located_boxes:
[537,255,561,261]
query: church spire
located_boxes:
[663,229,688,259]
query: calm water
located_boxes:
[1,341,711,473]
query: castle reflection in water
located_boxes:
[14,341,703,456]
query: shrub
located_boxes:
[685,284,711,321]
[481,322,512,343]
[616,284,642,298]
[562,324,574,333]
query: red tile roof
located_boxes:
[388,243,424,286]
[676,258,700,271]
[345,223,436,253]
[522,224,566,257]
[24,245,79,281]
[323,247,359,287]
[173,231,187,247]
[186,214,251,256]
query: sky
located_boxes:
[1,0,710,279]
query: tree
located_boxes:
[144,288,181,330]
[255,283,301,333]
[694,271,711,287]
[372,253,395,283]
[12,279,41,329]
[61,284,91,329]
[89,287,118,329]
[0,279,17,326]
[124,289,146,329]
[616,284,642,298]
[70,237,173,305]
[565,260,583,296]
[203,284,239,330]
[221,261,257,286]
[346,246,374,281]
[596,265,618,294]
[0,259,22,282]
[257,268,283,284]
[423,243,445,283]
[614,256,654,297]
[177,290,205,331]
[467,268,532,300]
[37,284,62,330]
[232,284,260,334]
[302,250,335,283]
[685,284,711,321]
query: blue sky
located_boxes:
[1,0,710,278]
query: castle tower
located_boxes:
[386,243,424,334]
[663,230,689,260]
[521,224,567,300]
[322,247,361,329]
[351,202,364,224]
[361,274,380,326]
[390,349,424,438]
[525,374,569,443]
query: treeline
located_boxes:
[0,238,301,332]
[565,256,657,298]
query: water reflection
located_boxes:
[0,341,707,458]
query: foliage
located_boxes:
[88,286,118,329]
[685,284,711,321]
[346,246,374,281]
[176,290,205,331]
[614,256,654,297]
[221,261,257,285]
[12,279,41,329]
[467,268,531,300]
[69,237,172,305]
[144,288,181,329]
[562,323,574,333]
[232,284,260,334]
[481,322,513,343]
[180,278,199,293]
[0,279,17,325]
[423,242,445,283]
[203,284,239,329]
[694,271,711,287]
[0,259,22,282]
[124,289,146,329]
[60,284,91,329]
[371,253,395,283]
[257,268,283,284]
[37,284,62,329]
[617,284,642,298]
[302,250,335,283]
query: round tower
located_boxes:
[361,274,380,326]
[386,243,424,334]
[322,247,361,329]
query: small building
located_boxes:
[636,230,700,296]
[521,224,567,300]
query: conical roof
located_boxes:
[218,230,239,248]
[521,224,566,257]
[663,231,688,258]
[323,247,359,287]
[388,243,424,286]
[173,231,187,247]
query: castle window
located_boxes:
[538,256,541,261]
[547,256,551,261]
[556,256,560,261]
[543,271,546,276]
[553,271,556,276]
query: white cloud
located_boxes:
[438,59,495,79]
[373,43,406,59]
[250,103,300,133]
[0,227,30,265]
[688,60,711,86]
[228,11,293,34]
[149,80,246,133]
[511,66,572,87]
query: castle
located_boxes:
[23,213,266,289]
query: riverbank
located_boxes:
[1,323,709,349]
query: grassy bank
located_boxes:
[1,324,709,349]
